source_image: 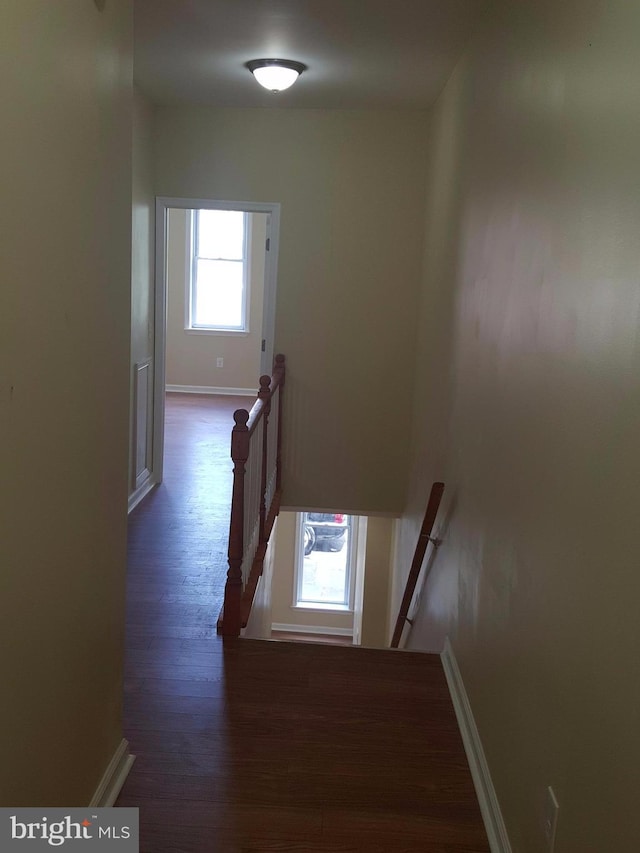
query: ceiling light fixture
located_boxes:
[245,59,307,93]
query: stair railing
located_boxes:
[390,481,444,648]
[220,354,285,637]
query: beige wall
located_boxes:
[396,1,640,850]
[0,1,132,805]
[154,107,429,513]
[360,517,393,648]
[130,85,155,492]
[165,209,266,390]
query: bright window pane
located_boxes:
[193,259,243,327]
[298,513,352,606]
[198,209,244,259]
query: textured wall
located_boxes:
[396,1,640,850]
[154,107,429,513]
[0,1,132,804]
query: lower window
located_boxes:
[295,512,356,609]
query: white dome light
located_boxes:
[246,59,307,93]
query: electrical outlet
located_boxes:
[216,357,224,368]
[543,786,559,852]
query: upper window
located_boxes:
[189,209,248,332]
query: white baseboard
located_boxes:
[271,622,353,637]
[441,638,512,853]
[166,384,256,397]
[128,475,156,514]
[89,738,135,808]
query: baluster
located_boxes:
[274,354,285,493]
[258,375,271,545]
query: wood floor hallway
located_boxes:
[117,393,490,852]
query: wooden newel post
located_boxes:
[222,408,250,637]
[258,375,271,545]
[273,354,285,492]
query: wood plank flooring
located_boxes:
[117,393,489,852]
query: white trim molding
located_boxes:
[441,638,512,853]
[166,384,256,397]
[128,475,156,514]
[133,359,153,491]
[183,328,251,337]
[271,622,353,637]
[89,739,135,808]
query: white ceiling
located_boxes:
[134,0,483,109]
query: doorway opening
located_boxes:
[164,207,268,393]
[151,197,281,487]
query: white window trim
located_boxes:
[185,209,252,333]
[183,328,251,337]
[293,512,358,611]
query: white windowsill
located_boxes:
[292,603,353,613]
[184,327,249,336]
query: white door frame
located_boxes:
[152,196,281,486]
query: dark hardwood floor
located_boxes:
[117,393,489,852]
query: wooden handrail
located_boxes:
[219,355,286,637]
[390,482,444,649]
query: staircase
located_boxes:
[119,635,489,852]
[120,372,489,851]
